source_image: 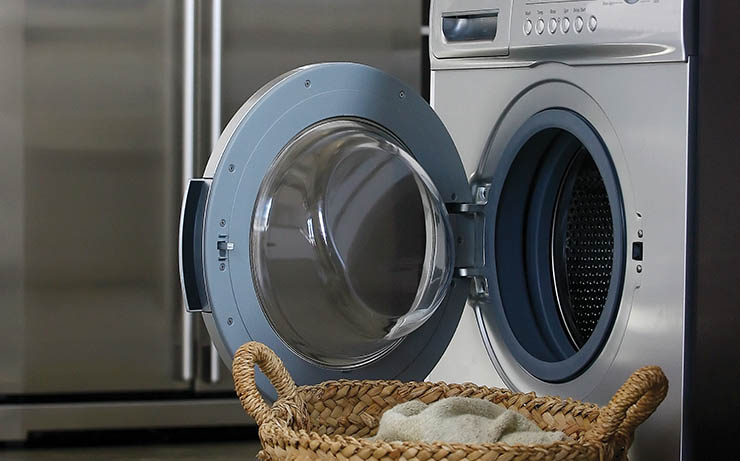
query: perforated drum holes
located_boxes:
[554,153,614,348]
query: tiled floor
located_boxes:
[1,442,262,460]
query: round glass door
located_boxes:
[250,118,454,369]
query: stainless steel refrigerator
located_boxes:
[0,0,421,442]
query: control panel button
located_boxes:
[523,19,533,36]
[536,18,545,35]
[588,15,598,32]
[561,16,571,33]
[625,0,639,3]
[575,16,584,33]
[548,18,558,34]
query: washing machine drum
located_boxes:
[179,63,626,395]
[179,63,474,396]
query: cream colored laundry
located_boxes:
[371,396,569,445]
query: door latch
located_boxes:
[216,238,235,261]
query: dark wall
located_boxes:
[686,1,740,458]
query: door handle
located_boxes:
[179,179,210,314]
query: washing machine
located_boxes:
[179,1,739,459]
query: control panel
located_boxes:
[516,0,673,42]
[522,11,596,37]
[431,0,689,68]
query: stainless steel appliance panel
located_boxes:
[0,0,187,394]
[0,0,26,395]
[220,0,421,143]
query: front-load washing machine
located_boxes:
[180,1,740,459]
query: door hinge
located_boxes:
[448,183,490,299]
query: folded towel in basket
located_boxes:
[371,396,569,445]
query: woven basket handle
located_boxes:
[232,341,306,427]
[589,365,668,447]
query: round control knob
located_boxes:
[524,19,533,36]
[561,16,571,33]
[536,18,545,35]
[625,0,639,3]
[548,18,558,34]
[575,16,584,33]
[588,15,598,32]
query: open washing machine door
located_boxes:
[179,63,483,398]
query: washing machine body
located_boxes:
[428,1,692,460]
[429,62,690,457]
[180,1,696,460]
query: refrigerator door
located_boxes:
[193,0,422,391]
[0,0,187,393]
[219,0,422,142]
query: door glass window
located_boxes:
[250,119,454,369]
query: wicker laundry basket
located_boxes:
[233,342,667,461]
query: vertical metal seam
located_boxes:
[209,0,223,384]
[181,0,195,382]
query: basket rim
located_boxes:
[295,378,603,413]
